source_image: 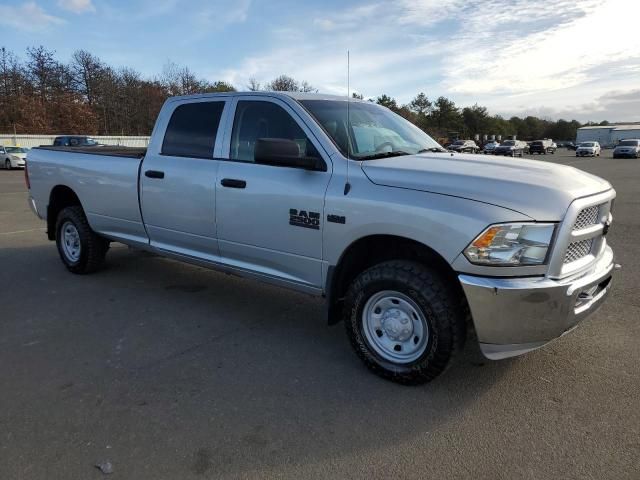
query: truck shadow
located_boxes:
[1,243,518,478]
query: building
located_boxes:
[576,124,640,147]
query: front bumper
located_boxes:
[459,245,616,360]
[576,150,596,156]
[613,151,638,158]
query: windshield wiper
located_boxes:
[355,150,412,160]
[417,147,447,153]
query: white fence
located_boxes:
[0,135,150,148]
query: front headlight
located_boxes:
[464,223,556,266]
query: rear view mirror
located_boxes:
[254,138,325,171]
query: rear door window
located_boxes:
[162,101,225,158]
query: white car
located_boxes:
[2,146,29,169]
[576,141,601,157]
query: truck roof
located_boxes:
[166,91,365,103]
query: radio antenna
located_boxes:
[344,50,351,195]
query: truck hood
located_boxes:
[360,153,612,220]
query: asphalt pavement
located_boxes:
[0,150,638,479]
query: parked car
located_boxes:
[482,141,500,154]
[1,145,29,169]
[576,141,601,157]
[566,142,579,150]
[447,139,479,153]
[26,92,617,385]
[612,139,640,158]
[52,136,102,147]
[529,139,556,155]
[493,139,529,157]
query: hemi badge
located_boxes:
[327,214,346,224]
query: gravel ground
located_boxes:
[0,149,638,479]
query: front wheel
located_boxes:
[55,206,109,274]
[5,159,11,170]
[343,261,464,385]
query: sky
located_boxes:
[0,0,639,122]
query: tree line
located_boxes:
[0,46,597,141]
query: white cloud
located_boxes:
[215,0,639,121]
[436,0,637,97]
[0,2,64,31]
[195,0,251,30]
[57,0,95,13]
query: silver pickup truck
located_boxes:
[26,92,617,384]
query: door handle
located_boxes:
[145,170,165,179]
[221,178,246,189]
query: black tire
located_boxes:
[55,206,109,274]
[5,159,11,170]
[343,260,465,385]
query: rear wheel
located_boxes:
[343,261,464,385]
[55,206,109,274]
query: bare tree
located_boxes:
[247,77,261,91]
[265,74,299,91]
[71,50,104,105]
[300,80,317,93]
[265,74,316,92]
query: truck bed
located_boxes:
[33,145,146,158]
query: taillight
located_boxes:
[24,161,30,189]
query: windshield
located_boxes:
[300,100,443,159]
[502,140,515,146]
[619,140,640,146]
[452,140,465,145]
[5,147,28,153]
[580,142,595,147]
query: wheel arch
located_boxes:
[326,234,466,325]
[47,185,83,240]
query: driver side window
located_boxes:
[230,100,319,162]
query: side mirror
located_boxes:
[254,138,324,171]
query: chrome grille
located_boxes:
[573,205,601,230]
[564,239,593,264]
